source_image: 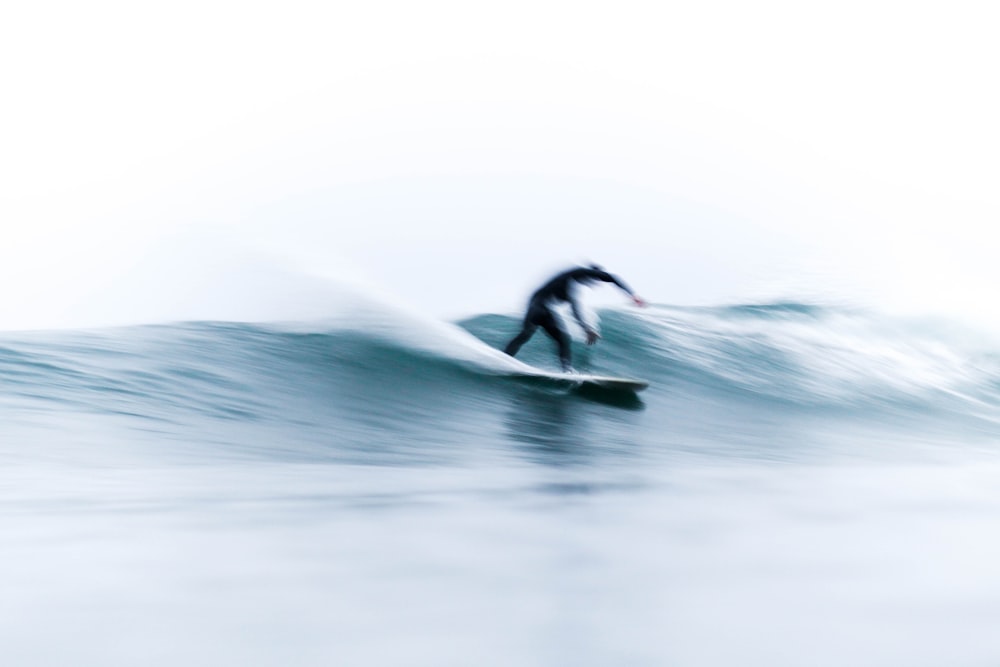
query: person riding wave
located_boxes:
[503,264,646,372]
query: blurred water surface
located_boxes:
[3,303,1000,666]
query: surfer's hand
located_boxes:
[632,295,648,308]
[586,330,601,345]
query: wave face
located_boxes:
[473,303,1000,415]
[3,301,999,466]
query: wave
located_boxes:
[3,300,1000,463]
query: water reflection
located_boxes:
[573,383,645,410]
[504,389,591,466]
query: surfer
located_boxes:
[504,264,646,372]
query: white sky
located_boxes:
[2,0,998,329]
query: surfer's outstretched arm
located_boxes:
[585,268,647,307]
[583,268,648,308]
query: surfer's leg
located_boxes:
[537,312,573,371]
[505,301,548,357]
[504,322,537,357]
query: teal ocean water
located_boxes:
[4,301,1000,666]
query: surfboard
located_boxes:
[576,375,649,392]
[512,368,649,393]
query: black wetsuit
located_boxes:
[503,267,636,371]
